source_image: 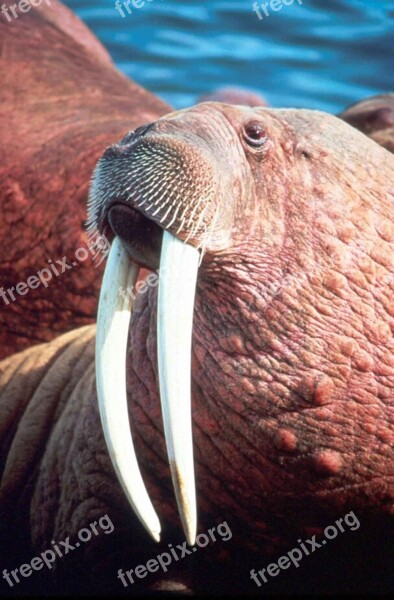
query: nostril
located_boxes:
[101,143,124,160]
[131,122,155,140]
[102,123,156,160]
[111,123,155,149]
[120,130,137,145]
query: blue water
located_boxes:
[63,0,393,113]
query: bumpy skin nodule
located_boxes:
[1,102,393,594]
[0,0,170,360]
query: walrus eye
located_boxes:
[243,122,268,147]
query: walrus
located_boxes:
[339,93,394,153]
[1,101,393,594]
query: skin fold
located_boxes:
[1,102,393,594]
[0,0,170,360]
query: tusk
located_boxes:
[96,236,161,542]
[157,231,199,546]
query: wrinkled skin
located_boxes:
[339,94,394,153]
[1,102,393,595]
[0,0,169,360]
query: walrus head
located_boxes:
[88,103,257,266]
[87,102,394,546]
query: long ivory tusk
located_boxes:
[96,236,161,542]
[157,231,199,546]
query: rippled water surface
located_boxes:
[63,0,394,112]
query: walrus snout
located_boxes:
[88,105,250,258]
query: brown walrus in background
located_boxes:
[1,100,393,595]
[339,93,394,153]
[0,0,170,360]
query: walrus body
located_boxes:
[1,101,393,594]
[0,0,170,360]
